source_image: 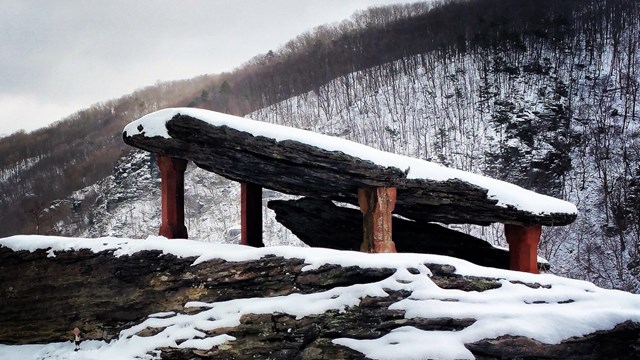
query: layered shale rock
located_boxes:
[2,237,639,359]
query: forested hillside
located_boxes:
[1,0,638,291]
[249,0,640,291]
[0,77,214,234]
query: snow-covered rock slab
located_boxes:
[2,236,639,359]
[123,108,577,226]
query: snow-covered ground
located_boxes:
[2,235,640,360]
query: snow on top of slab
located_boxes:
[2,235,639,360]
[123,108,577,216]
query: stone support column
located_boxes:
[157,155,188,239]
[358,187,397,253]
[241,182,264,247]
[504,224,542,273]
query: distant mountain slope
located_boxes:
[0,0,629,236]
[247,2,640,291]
[2,0,639,292]
[0,77,215,235]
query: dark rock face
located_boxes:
[268,197,550,270]
[466,321,640,360]
[123,114,576,226]
[1,244,638,359]
[0,245,393,344]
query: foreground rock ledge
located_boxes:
[1,240,639,359]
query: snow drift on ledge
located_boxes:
[2,235,639,360]
[122,108,578,217]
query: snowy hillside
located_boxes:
[38,0,639,293]
[246,34,640,291]
[55,32,640,292]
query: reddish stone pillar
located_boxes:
[157,155,188,239]
[241,182,264,247]
[504,224,542,273]
[358,187,397,253]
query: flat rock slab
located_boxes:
[123,110,577,226]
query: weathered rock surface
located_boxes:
[268,197,550,270]
[0,246,393,344]
[2,242,639,359]
[123,114,576,226]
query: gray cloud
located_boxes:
[0,0,408,134]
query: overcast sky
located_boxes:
[0,0,410,136]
